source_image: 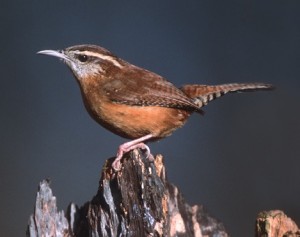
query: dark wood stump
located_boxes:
[27,149,228,237]
[27,149,299,236]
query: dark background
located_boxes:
[1,1,299,236]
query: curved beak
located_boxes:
[37,49,70,62]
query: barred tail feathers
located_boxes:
[180,83,274,109]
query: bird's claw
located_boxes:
[112,142,153,171]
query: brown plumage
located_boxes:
[38,44,274,170]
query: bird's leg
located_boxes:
[112,134,153,171]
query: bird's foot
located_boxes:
[112,142,153,171]
[111,134,153,171]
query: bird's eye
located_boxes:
[77,54,88,62]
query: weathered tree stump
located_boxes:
[27,149,228,237]
[256,210,300,237]
[27,150,299,236]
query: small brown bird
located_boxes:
[38,44,273,170]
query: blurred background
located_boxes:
[1,1,299,236]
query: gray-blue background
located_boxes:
[1,1,299,236]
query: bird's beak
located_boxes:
[37,49,70,62]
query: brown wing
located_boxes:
[102,67,202,112]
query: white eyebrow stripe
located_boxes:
[80,51,123,68]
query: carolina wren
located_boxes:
[38,44,273,170]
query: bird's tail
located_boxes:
[180,83,274,109]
